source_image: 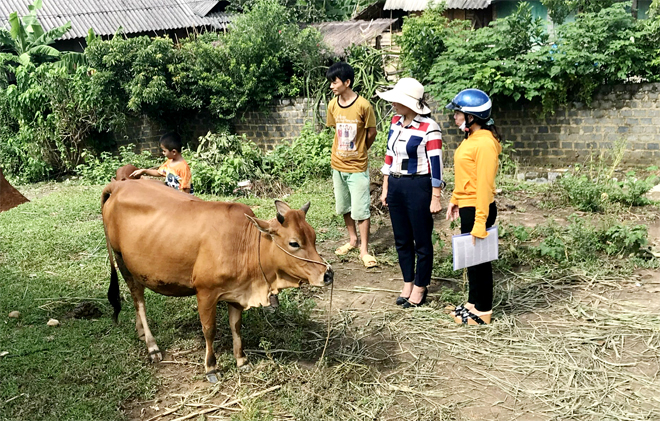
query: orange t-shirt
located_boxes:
[326,95,377,173]
[158,159,192,191]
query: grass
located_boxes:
[0,179,341,420]
[0,185,157,420]
[1,171,659,420]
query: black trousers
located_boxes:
[387,175,434,288]
[459,202,497,312]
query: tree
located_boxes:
[541,0,634,24]
[0,0,83,68]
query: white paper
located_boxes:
[452,226,499,271]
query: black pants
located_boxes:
[387,175,434,288]
[459,202,497,312]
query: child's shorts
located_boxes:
[332,169,371,221]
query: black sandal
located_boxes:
[455,307,487,325]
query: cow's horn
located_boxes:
[300,201,310,215]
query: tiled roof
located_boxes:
[384,0,491,11]
[0,0,230,41]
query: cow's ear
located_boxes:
[245,214,275,235]
[300,201,310,215]
[274,200,291,216]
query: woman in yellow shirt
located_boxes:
[445,89,502,325]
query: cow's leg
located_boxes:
[228,303,248,368]
[115,255,161,362]
[196,291,219,383]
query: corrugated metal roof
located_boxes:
[311,18,396,57]
[0,0,230,41]
[384,0,491,11]
[192,1,218,17]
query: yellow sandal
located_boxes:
[335,242,357,255]
[361,254,378,268]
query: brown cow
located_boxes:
[115,164,141,181]
[101,179,333,382]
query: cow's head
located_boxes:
[246,200,333,288]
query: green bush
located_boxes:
[600,223,648,256]
[266,123,333,186]
[76,145,161,185]
[1,63,122,181]
[424,3,660,114]
[396,3,454,83]
[559,167,656,212]
[608,172,656,206]
[500,216,650,266]
[187,132,265,195]
[558,173,607,212]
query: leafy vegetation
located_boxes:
[75,126,335,195]
[0,0,329,182]
[420,3,660,114]
[396,3,455,83]
[75,145,160,185]
[186,132,265,196]
[0,0,84,68]
[266,124,333,186]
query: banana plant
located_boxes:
[0,0,83,68]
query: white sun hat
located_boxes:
[377,77,431,115]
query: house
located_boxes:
[0,0,231,52]
[362,0,653,29]
[354,0,492,28]
[310,18,398,57]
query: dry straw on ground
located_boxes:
[145,268,660,421]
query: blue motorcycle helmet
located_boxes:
[445,89,492,120]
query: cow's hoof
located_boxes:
[205,371,219,383]
[238,363,251,373]
[236,356,248,367]
[148,350,162,363]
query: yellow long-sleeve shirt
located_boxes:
[450,129,502,238]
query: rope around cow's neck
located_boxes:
[256,231,334,368]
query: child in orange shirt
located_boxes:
[130,132,193,194]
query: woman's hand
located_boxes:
[430,195,442,214]
[380,189,388,207]
[446,202,459,221]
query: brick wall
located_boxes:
[115,83,660,166]
[113,112,217,154]
[436,83,660,166]
[233,98,327,150]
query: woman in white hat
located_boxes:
[378,78,445,308]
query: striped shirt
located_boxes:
[381,115,444,188]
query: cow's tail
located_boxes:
[102,183,121,324]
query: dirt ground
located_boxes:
[123,188,660,421]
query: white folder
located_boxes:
[451,226,499,271]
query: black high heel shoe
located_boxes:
[402,287,428,308]
[395,296,409,306]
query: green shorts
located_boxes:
[332,169,371,221]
